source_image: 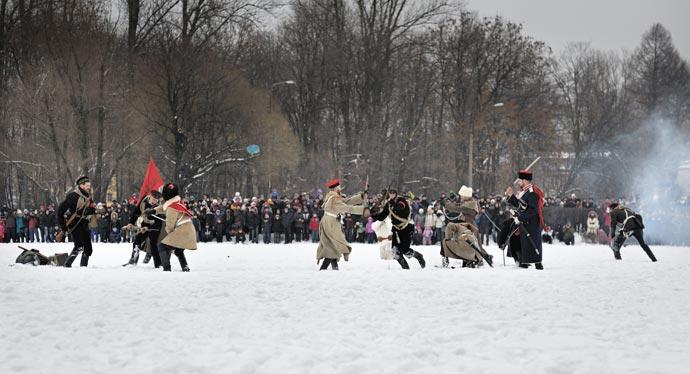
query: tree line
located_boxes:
[1,0,689,208]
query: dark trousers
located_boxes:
[613,229,657,261]
[65,223,92,267]
[158,243,188,270]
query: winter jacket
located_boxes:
[586,215,599,234]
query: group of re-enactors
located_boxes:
[57,170,657,272]
[314,169,657,271]
[58,177,196,271]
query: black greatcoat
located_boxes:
[507,187,543,264]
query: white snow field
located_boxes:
[1,240,689,374]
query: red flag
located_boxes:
[135,157,164,206]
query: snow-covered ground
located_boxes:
[1,239,689,374]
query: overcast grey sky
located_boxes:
[465,0,690,60]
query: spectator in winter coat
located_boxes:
[586,210,599,243]
[271,212,283,243]
[246,205,260,243]
[562,223,575,245]
[5,211,16,242]
[262,211,272,244]
[365,217,376,244]
[308,213,320,243]
[434,209,445,244]
[293,207,305,242]
[15,210,25,242]
[0,218,5,242]
[281,207,294,243]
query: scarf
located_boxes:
[167,198,193,218]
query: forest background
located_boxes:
[1,0,688,207]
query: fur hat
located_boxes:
[75,175,90,185]
[518,170,533,180]
[162,182,179,201]
[459,185,473,198]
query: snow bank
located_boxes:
[1,241,689,374]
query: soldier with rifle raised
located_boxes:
[56,176,96,267]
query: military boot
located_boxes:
[319,259,331,271]
[412,251,426,269]
[63,247,83,268]
[80,254,90,267]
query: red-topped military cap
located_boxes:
[518,170,533,180]
[326,178,340,189]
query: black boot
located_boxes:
[331,260,339,271]
[643,248,657,262]
[413,251,426,269]
[125,248,139,266]
[80,254,89,267]
[163,266,171,271]
[319,259,331,271]
[64,247,82,268]
[535,262,544,270]
[397,256,410,269]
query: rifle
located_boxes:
[482,210,501,232]
[55,197,92,242]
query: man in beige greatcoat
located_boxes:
[149,182,197,272]
[316,178,368,270]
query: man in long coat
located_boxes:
[505,170,546,270]
[316,178,367,270]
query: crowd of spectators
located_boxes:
[2,189,689,246]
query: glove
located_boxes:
[361,190,368,200]
[143,209,156,217]
[513,216,521,225]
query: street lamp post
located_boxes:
[267,80,296,191]
[469,102,503,189]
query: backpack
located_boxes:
[15,248,49,266]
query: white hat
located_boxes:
[459,185,473,198]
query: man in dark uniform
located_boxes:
[57,176,96,267]
[370,189,426,269]
[609,203,657,262]
[124,189,163,267]
[505,170,545,270]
